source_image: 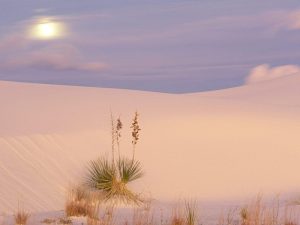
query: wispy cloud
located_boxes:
[264,9,300,31]
[0,14,109,73]
[285,10,300,30]
[245,64,300,84]
[0,43,107,72]
[0,31,108,73]
[0,34,29,52]
[68,8,300,48]
[181,9,300,35]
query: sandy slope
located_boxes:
[0,74,300,213]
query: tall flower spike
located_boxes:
[110,112,116,166]
[131,111,141,161]
[116,117,123,161]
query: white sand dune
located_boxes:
[0,74,300,213]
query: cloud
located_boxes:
[286,10,300,30]
[0,34,107,73]
[245,64,300,84]
[69,9,300,48]
[0,44,107,73]
[0,34,29,52]
[267,9,300,31]
[0,14,109,73]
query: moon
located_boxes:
[29,18,66,40]
[36,22,57,38]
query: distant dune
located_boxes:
[0,74,299,213]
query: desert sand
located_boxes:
[0,74,299,214]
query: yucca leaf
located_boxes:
[117,158,144,183]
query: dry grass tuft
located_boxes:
[131,200,154,225]
[65,186,91,217]
[41,218,56,224]
[283,204,299,225]
[185,201,197,225]
[220,208,237,225]
[223,194,300,225]
[169,201,198,225]
[58,217,72,224]
[237,195,280,225]
[64,185,115,225]
[171,217,185,225]
[65,185,113,225]
[14,209,30,225]
[86,200,101,225]
[86,204,114,225]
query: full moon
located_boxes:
[36,23,57,38]
[29,18,66,40]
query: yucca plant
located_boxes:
[86,157,143,204]
[86,112,144,205]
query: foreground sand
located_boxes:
[0,74,300,214]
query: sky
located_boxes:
[0,0,300,93]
